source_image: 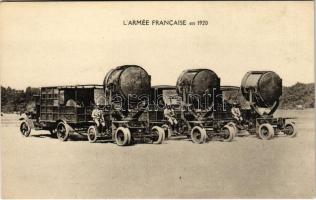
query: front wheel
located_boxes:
[221,125,234,142]
[87,126,98,143]
[258,123,274,140]
[115,127,131,146]
[284,122,297,138]
[20,121,31,137]
[152,126,165,144]
[190,126,207,144]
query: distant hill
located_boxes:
[279,82,314,109]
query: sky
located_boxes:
[0,1,314,90]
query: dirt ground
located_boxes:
[0,109,315,198]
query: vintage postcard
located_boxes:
[0,1,314,199]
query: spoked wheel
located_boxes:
[20,121,31,137]
[152,126,165,144]
[87,125,98,143]
[284,122,297,138]
[115,127,131,146]
[221,125,234,142]
[227,122,238,137]
[161,124,170,140]
[258,123,274,140]
[56,122,70,141]
[190,126,207,144]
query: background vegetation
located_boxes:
[1,87,40,113]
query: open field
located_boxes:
[1,109,315,198]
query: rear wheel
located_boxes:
[56,122,70,141]
[152,126,165,144]
[115,127,131,146]
[20,121,31,137]
[284,122,297,138]
[190,126,207,144]
[87,126,98,143]
[221,125,234,142]
[258,123,274,140]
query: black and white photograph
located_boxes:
[0,1,314,198]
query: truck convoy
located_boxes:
[19,65,297,145]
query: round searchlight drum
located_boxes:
[241,71,282,108]
[176,69,220,96]
[103,65,151,99]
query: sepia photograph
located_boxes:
[0,1,314,199]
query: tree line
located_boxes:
[279,82,315,109]
[1,86,40,113]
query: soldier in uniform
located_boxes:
[231,102,243,122]
[91,105,105,131]
[164,104,178,129]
